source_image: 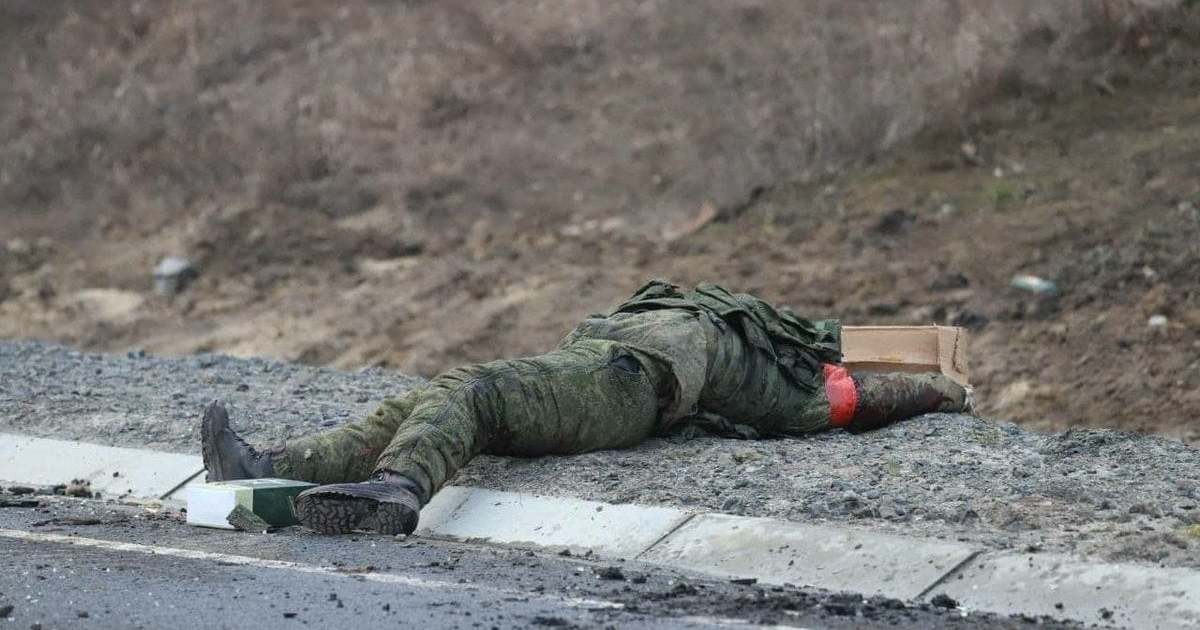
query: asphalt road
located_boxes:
[0,497,1091,630]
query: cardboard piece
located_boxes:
[841,325,969,386]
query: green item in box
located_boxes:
[186,478,316,530]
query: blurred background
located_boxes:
[0,0,1196,440]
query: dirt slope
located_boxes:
[0,1,1197,441]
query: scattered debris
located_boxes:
[1010,274,1058,296]
[930,593,959,609]
[153,256,197,298]
[670,582,699,596]
[31,517,106,527]
[64,479,92,498]
[226,504,274,533]
[595,566,625,580]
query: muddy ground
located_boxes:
[3,341,1197,571]
[0,2,1198,443]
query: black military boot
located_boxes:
[201,400,276,482]
[292,471,422,536]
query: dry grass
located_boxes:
[1,0,1190,241]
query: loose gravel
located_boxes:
[2,341,1197,568]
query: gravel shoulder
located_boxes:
[2,340,1197,569]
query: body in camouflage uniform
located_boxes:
[203,280,970,534]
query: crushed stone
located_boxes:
[1,341,1196,568]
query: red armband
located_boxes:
[823,363,858,428]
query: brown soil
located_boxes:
[1,2,1197,441]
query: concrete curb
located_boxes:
[0,433,204,500]
[2,434,1196,629]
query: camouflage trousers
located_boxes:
[272,309,968,503]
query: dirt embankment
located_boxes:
[1,1,1198,440]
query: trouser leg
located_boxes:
[279,339,662,502]
[373,339,662,502]
[272,394,416,484]
[844,372,969,432]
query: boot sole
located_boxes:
[293,493,372,534]
[293,487,420,536]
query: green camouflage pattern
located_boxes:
[273,280,967,502]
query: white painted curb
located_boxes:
[416,486,693,559]
[2,434,1196,630]
[0,433,203,499]
[939,550,1200,630]
[636,512,978,601]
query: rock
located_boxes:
[1147,314,1168,332]
[732,447,762,464]
[0,604,12,618]
[1010,274,1058,296]
[65,479,92,498]
[595,566,624,580]
[930,593,958,609]
[153,256,197,298]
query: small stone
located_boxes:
[930,593,958,609]
[1147,314,1168,332]
[1010,274,1058,296]
[64,479,92,498]
[76,610,89,618]
[153,256,197,298]
[595,566,624,580]
[0,604,12,618]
